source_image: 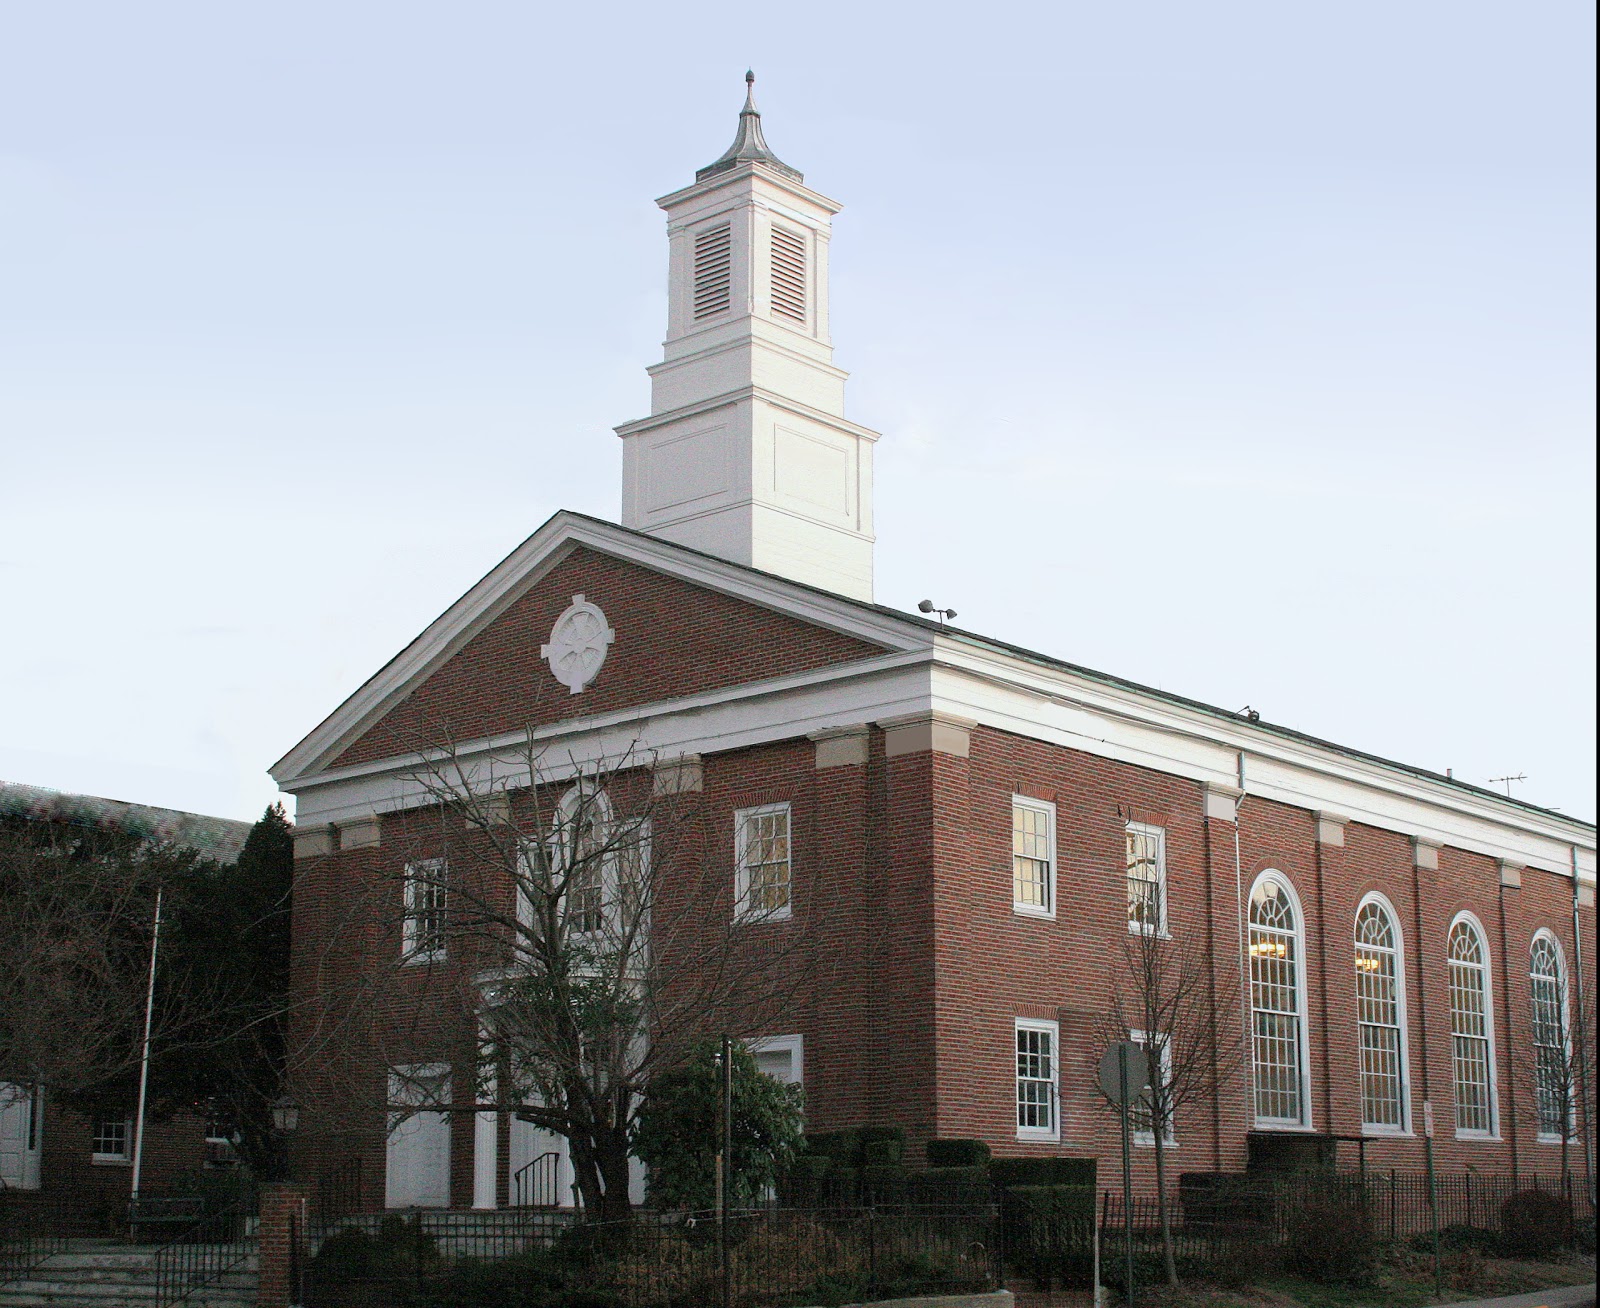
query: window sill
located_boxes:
[401,952,446,967]
[1360,1127,1414,1139]
[735,910,794,926]
[1127,924,1171,939]
[1252,1121,1315,1133]
[1016,1130,1060,1144]
[1012,906,1056,922]
[91,1157,132,1167]
[1133,1137,1177,1148]
[1454,1131,1502,1143]
[1535,1133,1574,1145]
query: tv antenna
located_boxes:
[1488,773,1526,797]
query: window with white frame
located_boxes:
[1012,797,1056,917]
[1129,1030,1175,1145]
[1248,873,1309,1127]
[1447,915,1498,1136]
[402,859,447,963]
[1530,931,1572,1140]
[747,1034,804,1090]
[91,1116,130,1161]
[1354,896,1408,1132]
[1015,1019,1059,1140]
[735,803,792,922]
[553,785,620,938]
[1126,822,1167,935]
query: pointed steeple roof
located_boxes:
[696,72,803,184]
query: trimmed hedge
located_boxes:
[862,1138,903,1166]
[989,1157,1097,1189]
[926,1139,991,1168]
[1000,1185,1096,1290]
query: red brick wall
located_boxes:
[331,547,888,769]
[289,712,1594,1204]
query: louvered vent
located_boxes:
[769,225,807,323]
[692,224,733,320]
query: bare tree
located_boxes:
[1519,937,1594,1192]
[1097,820,1243,1287]
[292,731,815,1220]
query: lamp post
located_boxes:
[271,1095,301,1181]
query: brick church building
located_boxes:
[272,79,1596,1212]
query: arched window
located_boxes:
[1354,895,1409,1131]
[1248,873,1309,1126]
[1529,931,1572,1139]
[1447,915,1498,1136]
[555,785,613,936]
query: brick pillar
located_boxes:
[256,1182,309,1308]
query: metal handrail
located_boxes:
[512,1151,561,1208]
[0,1188,71,1286]
[152,1199,255,1308]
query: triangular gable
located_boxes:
[272,512,926,785]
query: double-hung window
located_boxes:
[402,858,448,963]
[1015,1019,1059,1140]
[1012,796,1056,917]
[92,1117,131,1162]
[1125,822,1167,935]
[1248,872,1309,1127]
[735,803,792,922]
[1129,1030,1175,1146]
[1530,931,1572,1140]
[1447,915,1498,1137]
[1354,897,1408,1132]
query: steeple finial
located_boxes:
[696,71,803,184]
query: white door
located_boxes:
[386,1066,451,1208]
[0,1083,42,1190]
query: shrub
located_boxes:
[1431,1223,1499,1254]
[908,1166,989,1209]
[855,1126,907,1159]
[804,1130,862,1164]
[1499,1188,1570,1258]
[999,1185,1096,1290]
[1179,1172,1277,1230]
[926,1139,991,1168]
[310,1227,377,1286]
[1207,1222,1278,1290]
[420,1252,566,1308]
[1283,1191,1376,1285]
[861,1138,903,1166]
[989,1157,1096,1190]
[861,1163,908,1204]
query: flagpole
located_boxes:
[130,886,164,1205]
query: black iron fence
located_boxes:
[301,1205,1000,1308]
[0,1189,72,1286]
[1098,1170,1590,1288]
[152,1200,256,1308]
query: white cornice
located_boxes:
[614,385,880,443]
[269,513,927,784]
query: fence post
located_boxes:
[255,1182,308,1308]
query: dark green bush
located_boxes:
[1283,1191,1376,1284]
[1499,1188,1570,1258]
[861,1163,908,1203]
[1429,1223,1500,1255]
[989,1157,1096,1189]
[861,1138,903,1166]
[1000,1185,1096,1290]
[803,1130,862,1164]
[1178,1172,1277,1229]
[855,1125,906,1157]
[926,1138,991,1168]
[908,1166,990,1208]
[420,1252,566,1308]
[309,1227,377,1286]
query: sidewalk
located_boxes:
[1444,1285,1595,1308]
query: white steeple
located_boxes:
[617,74,878,601]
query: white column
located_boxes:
[472,1026,498,1209]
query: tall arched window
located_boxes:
[554,785,614,936]
[1447,914,1498,1136]
[1529,931,1572,1139]
[1355,895,1409,1131]
[1248,873,1309,1126]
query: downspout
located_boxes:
[1497,879,1520,1181]
[1233,753,1251,1137]
[1572,846,1595,1208]
[1410,854,1432,1155]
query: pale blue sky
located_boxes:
[1,1,1594,823]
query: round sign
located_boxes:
[1097,1042,1150,1105]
